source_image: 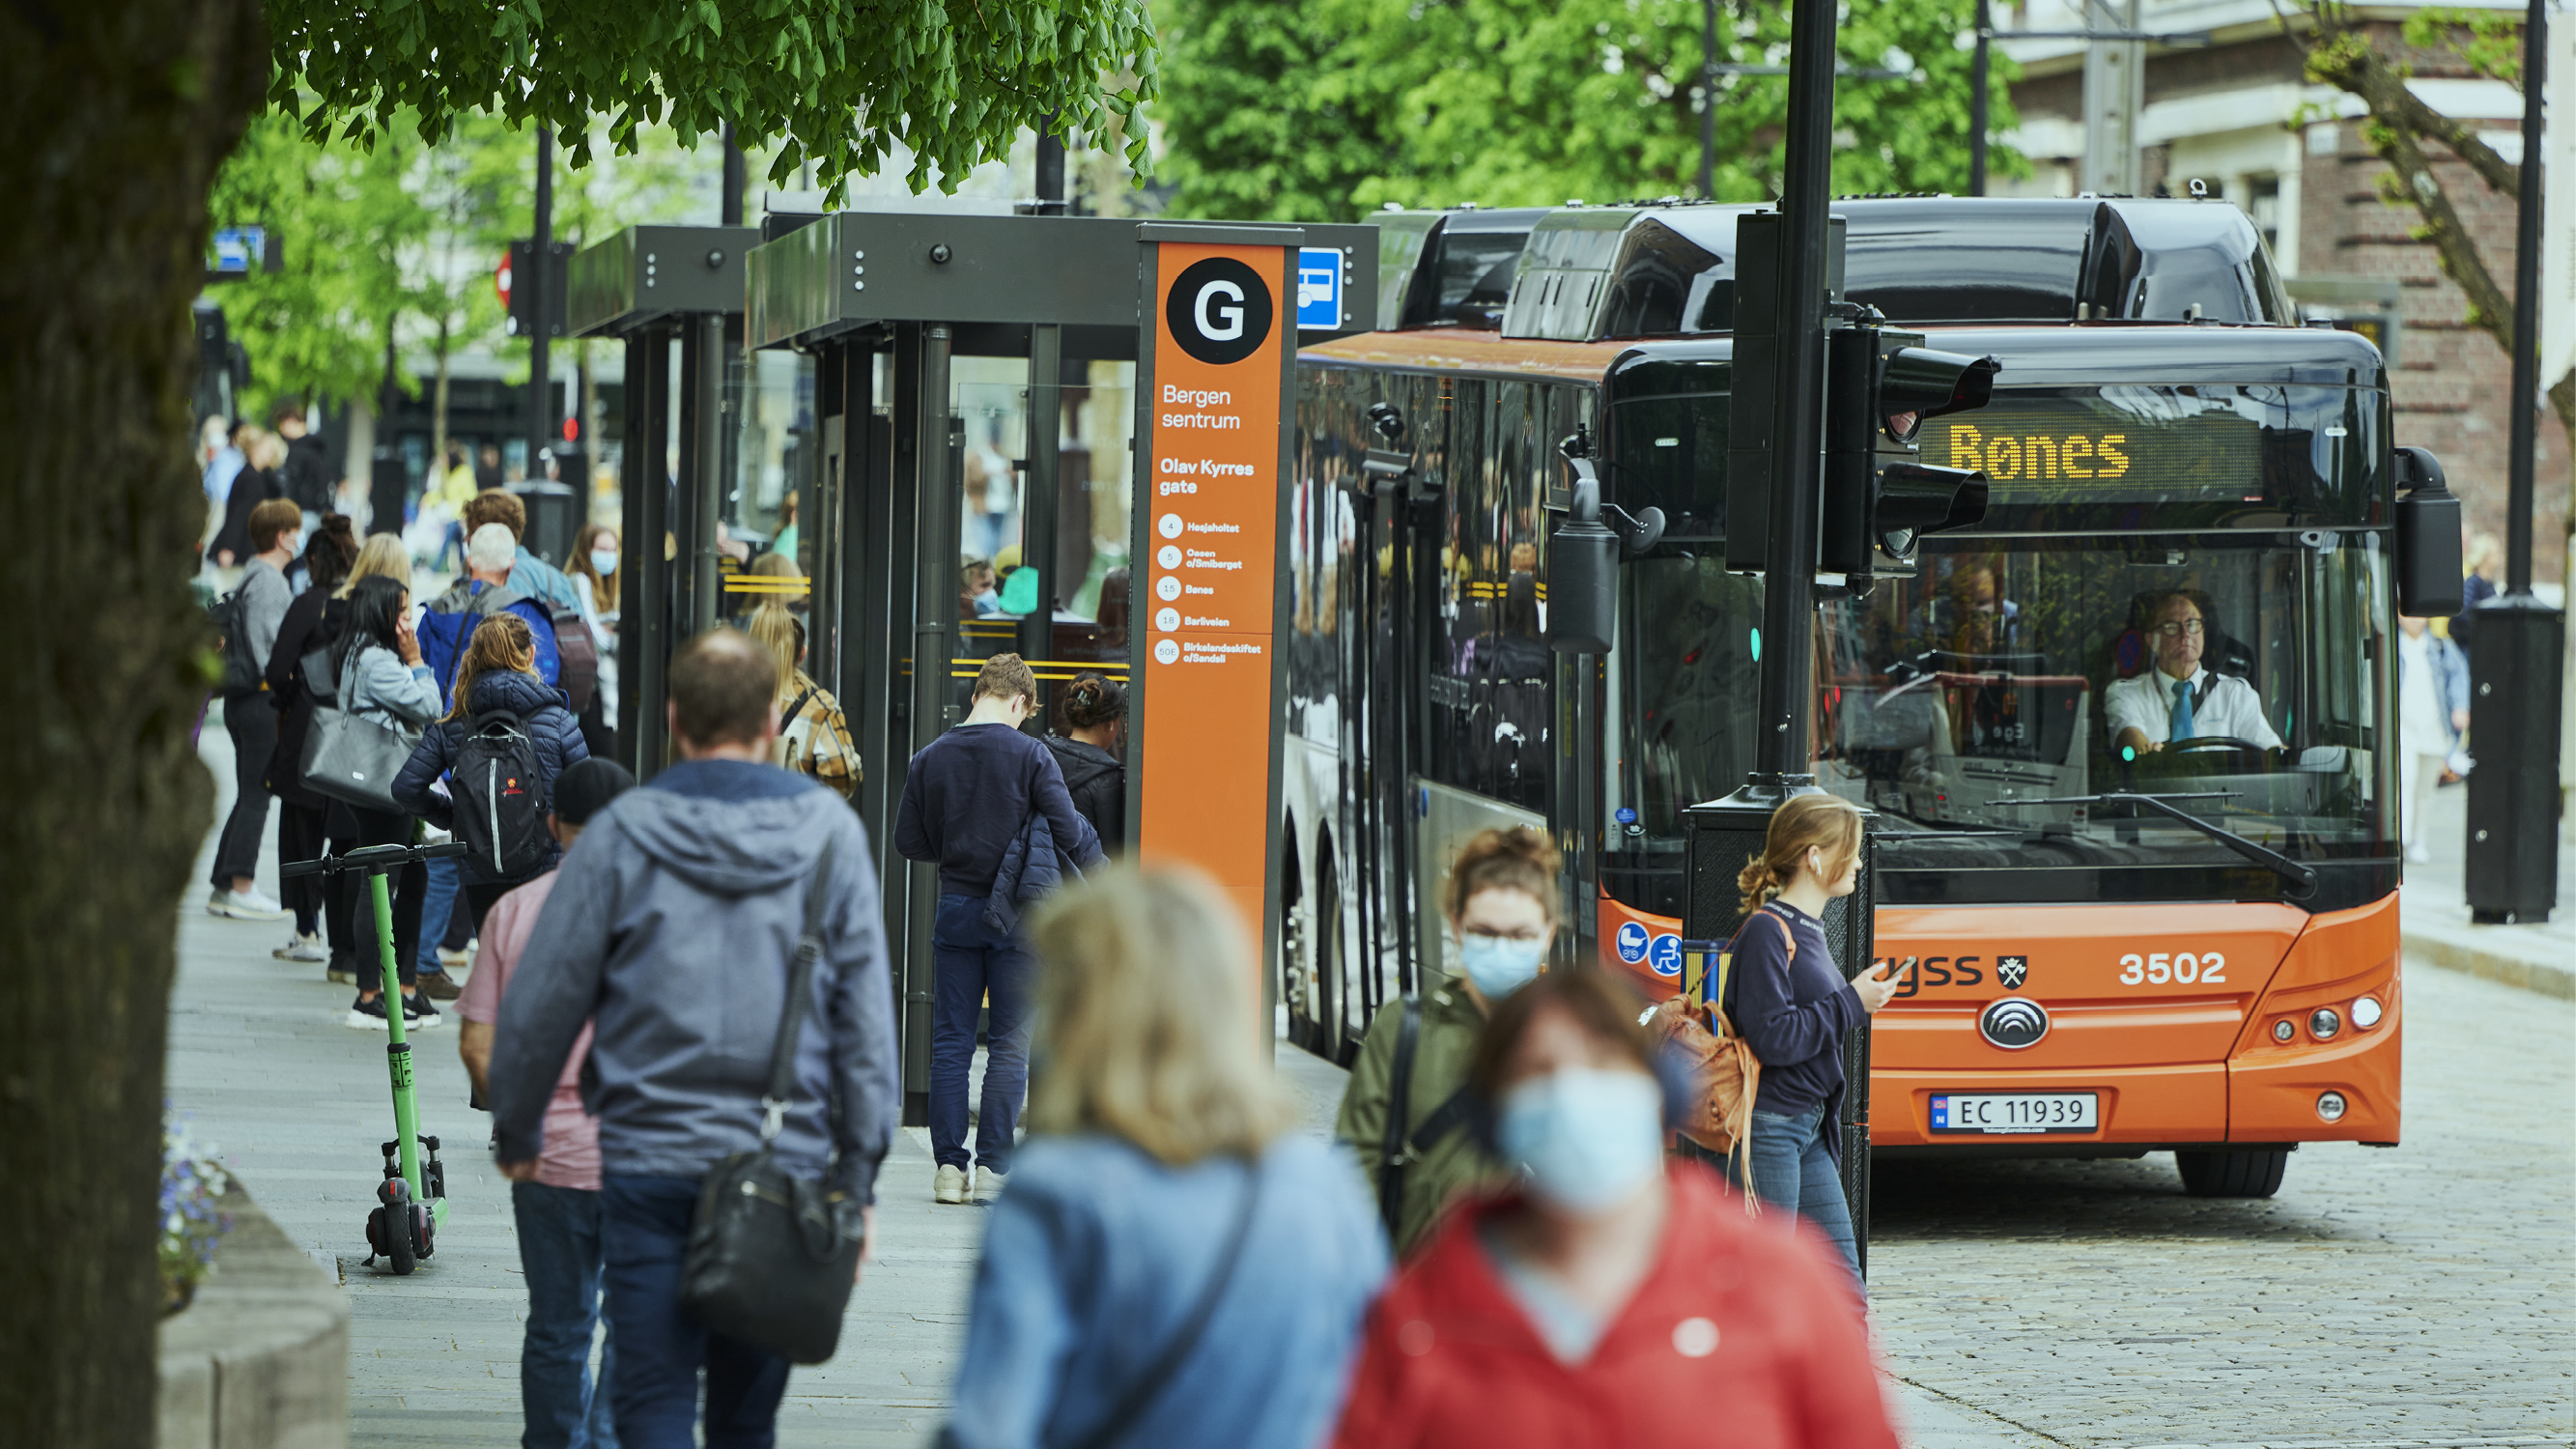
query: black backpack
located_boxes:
[450,710,551,880]
[206,587,263,697]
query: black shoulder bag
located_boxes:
[679,840,862,1365]
[1373,998,1474,1245]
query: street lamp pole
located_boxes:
[1701,0,1720,198]
[1970,0,1992,196]
[2463,0,2562,923]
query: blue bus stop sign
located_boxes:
[1296,248,1343,329]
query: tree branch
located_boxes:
[2302,7,2513,356]
[2304,6,2520,200]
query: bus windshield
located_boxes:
[1814,535,2395,904]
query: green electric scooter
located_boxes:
[282,839,468,1275]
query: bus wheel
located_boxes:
[2174,1148,2287,1198]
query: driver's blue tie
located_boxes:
[2169,677,2195,742]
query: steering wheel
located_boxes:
[2167,735,2266,754]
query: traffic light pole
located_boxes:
[1752,0,1837,785]
[530,127,554,481]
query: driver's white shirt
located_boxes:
[2106,666,2283,751]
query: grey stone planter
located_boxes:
[156,1186,349,1449]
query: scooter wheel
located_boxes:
[385,1208,416,1275]
[409,1204,435,1263]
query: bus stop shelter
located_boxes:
[568,222,761,777]
[749,209,1375,1122]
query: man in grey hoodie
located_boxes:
[490,628,898,1448]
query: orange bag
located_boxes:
[1647,914,1790,1210]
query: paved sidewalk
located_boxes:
[2398,781,2573,998]
[173,720,979,1446]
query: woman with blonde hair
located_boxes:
[941,865,1385,1449]
[746,594,862,799]
[1723,793,1904,1284]
[337,532,412,598]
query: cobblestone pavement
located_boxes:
[171,724,2571,1447]
[1867,960,2575,1447]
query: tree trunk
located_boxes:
[2554,373,2575,586]
[0,2,265,1445]
[433,314,452,476]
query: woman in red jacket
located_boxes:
[1332,970,1899,1449]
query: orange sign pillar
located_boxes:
[1130,226,1303,985]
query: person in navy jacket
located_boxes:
[1721,793,1905,1286]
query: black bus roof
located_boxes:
[1373,196,2298,340]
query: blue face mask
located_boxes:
[1458,932,1546,999]
[1495,1067,1665,1215]
[590,549,617,577]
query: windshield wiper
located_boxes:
[2002,792,2317,897]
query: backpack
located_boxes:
[541,600,598,714]
[206,587,262,697]
[1644,913,1773,1213]
[418,581,528,707]
[449,709,551,880]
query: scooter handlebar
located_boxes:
[282,840,471,876]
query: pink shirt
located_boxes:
[458,870,601,1191]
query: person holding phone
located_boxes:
[1725,793,1904,1288]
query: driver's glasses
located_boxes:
[2153,618,2206,638]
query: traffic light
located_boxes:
[501,239,573,339]
[1820,323,1999,585]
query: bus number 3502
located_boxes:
[2118,952,2226,985]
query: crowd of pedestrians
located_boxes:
[197,490,1900,1445]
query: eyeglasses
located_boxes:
[2153,618,2206,638]
[1462,927,1548,946]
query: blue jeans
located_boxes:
[600,1174,789,1449]
[929,893,1033,1174]
[513,1181,619,1449]
[416,853,461,977]
[1732,1102,1862,1289]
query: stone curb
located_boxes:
[157,1184,350,1449]
[2402,923,2574,1000]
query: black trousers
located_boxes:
[465,880,519,937]
[344,808,425,990]
[210,695,277,890]
[276,802,355,943]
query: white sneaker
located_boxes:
[272,932,327,963]
[973,1167,1007,1205]
[935,1165,969,1206]
[439,942,473,969]
[208,887,289,921]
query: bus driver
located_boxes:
[2108,591,2283,755]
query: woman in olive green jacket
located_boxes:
[1335,826,1562,1256]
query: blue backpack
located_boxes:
[418,581,532,709]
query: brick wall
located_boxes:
[2007,25,2569,582]
[2298,26,2568,582]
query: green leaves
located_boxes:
[1157,0,2020,222]
[268,0,1160,200]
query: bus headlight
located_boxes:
[2272,1019,2296,1042]
[2308,1007,2341,1041]
[2316,1091,2348,1122]
[2351,995,2383,1030]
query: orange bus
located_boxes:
[1281,197,2417,1198]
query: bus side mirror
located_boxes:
[2392,446,2463,616]
[1547,450,1664,656]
